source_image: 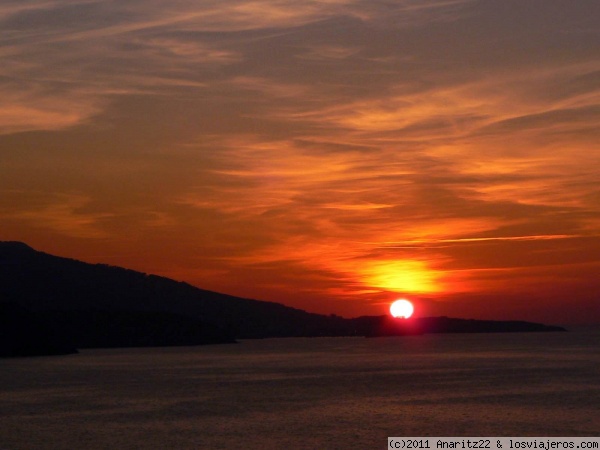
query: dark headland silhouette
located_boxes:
[0,242,565,356]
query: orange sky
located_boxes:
[1,0,599,324]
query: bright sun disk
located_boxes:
[390,299,414,318]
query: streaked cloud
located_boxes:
[0,191,112,238]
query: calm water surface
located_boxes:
[1,329,599,449]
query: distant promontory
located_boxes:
[0,242,565,356]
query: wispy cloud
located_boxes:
[375,234,586,248]
[0,192,112,238]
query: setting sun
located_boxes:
[390,299,414,319]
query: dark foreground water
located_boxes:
[1,329,599,449]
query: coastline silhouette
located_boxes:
[0,242,565,357]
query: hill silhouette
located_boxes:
[0,241,360,343]
[0,241,565,355]
[0,302,77,357]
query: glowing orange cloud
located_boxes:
[358,260,442,294]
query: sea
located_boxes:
[1,328,599,449]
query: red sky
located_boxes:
[1,0,599,324]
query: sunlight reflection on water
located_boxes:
[1,330,599,449]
